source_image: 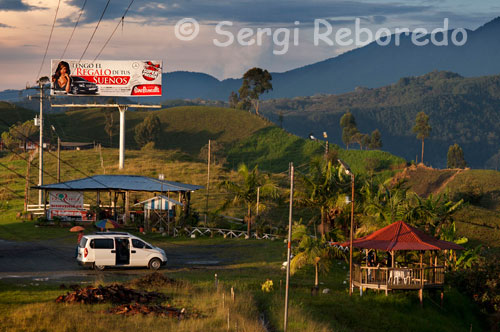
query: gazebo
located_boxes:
[336,220,464,304]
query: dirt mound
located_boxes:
[128,272,179,289]
[55,284,166,304]
[106,303,189,318]
[391,164,464,197]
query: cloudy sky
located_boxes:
[0,0,498,90]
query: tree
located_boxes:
[447,144,467,169]
[103,109,116,147]
[412,112,431,164]
[11,120,38,152]
[228,91,239,109]
[339,112,359,150]
[218,164,277,238]
[369,129,382,150]
[295,159,349,237]
[238,68,272,115]
[290,223,344,289]
[134,113,162,148]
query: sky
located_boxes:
[0,0,498,91]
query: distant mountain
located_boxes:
[260,70,500,169]
[3,17,500,104]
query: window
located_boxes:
[132,239,152,249]
[91,239,114,249]
[79,238,88,248]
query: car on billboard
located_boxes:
[70,76,98,95]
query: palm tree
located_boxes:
[295,159,350,238]
[219,164,277,238]
[290,224,345,289]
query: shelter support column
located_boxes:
[118,106,128,170]
[125,191,130,225]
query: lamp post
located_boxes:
[308,132,329,159]
[338,159,355,296]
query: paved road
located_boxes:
[0,238,225,283]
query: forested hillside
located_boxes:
[261,71,500,169]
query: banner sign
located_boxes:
[50,60,162,97]
[49,191,84,210]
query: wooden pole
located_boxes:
[419,251,424,307]
[205,139,210,226]
[256,186,260,216]
[57,136,61,182]
[349,173,355,296]
[284,163,294,332]
[125,191,130,225]
[24,153,32,212]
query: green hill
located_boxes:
[0,102,35,133]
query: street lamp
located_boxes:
[338,158,355,296]
[308,132,329,158]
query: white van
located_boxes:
[77,232,167,271]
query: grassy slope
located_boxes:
[0,102,35,132]
[400,166,500,247]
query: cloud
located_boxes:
[0,22,11,27]
[0,0,43,11]
[63,0,430,26]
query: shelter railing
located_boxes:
[353,264,445,289]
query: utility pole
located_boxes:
[205,139,211,226]
[57,136,61,182]
[284,163,294,332]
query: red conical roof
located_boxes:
[340,221,464,251]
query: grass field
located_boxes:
[0,236,487,332]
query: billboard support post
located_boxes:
[51,104,161,169]
[118,105,128,170]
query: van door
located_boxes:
[91,238,115,266]
[130,238,153,267]
[115,238,130,265]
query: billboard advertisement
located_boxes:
[50,60,162,97]
[49,191,84,210]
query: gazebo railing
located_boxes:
[353,264,445,289]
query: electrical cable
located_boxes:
[79,0,111,62]
[60,0,88,60]
[35,0,62,82]
[93,0,135,62]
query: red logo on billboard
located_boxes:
[131,84,162,96]
[142,61,161,81]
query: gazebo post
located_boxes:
[391,250,395,268]
[419,251,424,307]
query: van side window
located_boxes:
[132,239,152,249]
[93,239,114,249]
[132,239,145,249]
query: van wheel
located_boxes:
[94,263,105,271]
[149,258,161,270]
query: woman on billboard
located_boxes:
[52,61,71,93]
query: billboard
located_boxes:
[49,191,84,210]
[50,60,162,97]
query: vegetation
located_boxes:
[447,144,467,169]
[260,70,500,168]
[134,113,162,148]
[237,67,273,115]
[413,112,431,164]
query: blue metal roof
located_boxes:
[33,175,203,192]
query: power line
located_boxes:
[60,0,88,60]
[79,0,111,62]
[0,117,110,189]
[35,0,62,82]
[93,0,135,62]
